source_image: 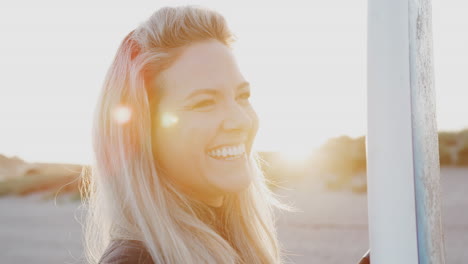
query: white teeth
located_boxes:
[208,144,246,159]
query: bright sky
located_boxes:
[0,0,467,164]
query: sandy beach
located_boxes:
[0,167,466,263]
[276,167,468,263]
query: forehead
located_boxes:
[158,40,245,102]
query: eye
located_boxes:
[237,92,251,101]
[193,99,215,109]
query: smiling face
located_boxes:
[150,40,259,207]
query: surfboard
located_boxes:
[366,0,445,263]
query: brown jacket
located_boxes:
[98,207,224,264]
[99,239,154,264]
[99,239,371,264]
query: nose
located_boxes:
[221,101,252,134]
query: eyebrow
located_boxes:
[185,81,250,101]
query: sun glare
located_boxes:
[279,145,313,164]
[113,105,132,124]
[161,112,179,128]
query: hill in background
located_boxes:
[1,129,467,198]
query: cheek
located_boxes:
[154,116,215,177]
[247,106,260,137]
[153,131,201,190]
[177,115,217,148]
[174,116,225,184]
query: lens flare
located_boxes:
[113,105,132,124]
[161,112,179,128]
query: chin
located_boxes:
[223,178,252,193]
[220,170,254,193]
[207,158,256,193]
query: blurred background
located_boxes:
[0,0,467,263]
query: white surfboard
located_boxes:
[367,0,445,263]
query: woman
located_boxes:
[82,5,287,264]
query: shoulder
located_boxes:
[99,239,154,264]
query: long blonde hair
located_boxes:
[82,5,287,264]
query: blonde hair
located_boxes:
[82,5,287,264]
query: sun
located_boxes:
[279,144,313,164]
